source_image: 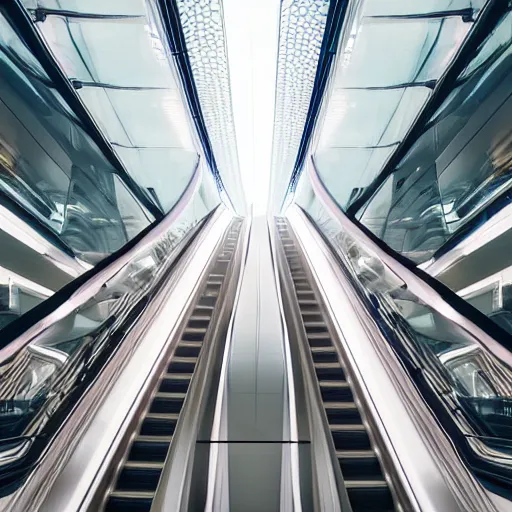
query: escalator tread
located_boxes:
[104,220,243,511]
[278,222,397,512]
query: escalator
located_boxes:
[103,219,243,512]
[276,219,397,512]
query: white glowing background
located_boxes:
[223,0,280,215]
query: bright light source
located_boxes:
[223,0,280,216]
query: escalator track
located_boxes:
[103,219,242,512]
[276,219,397,512]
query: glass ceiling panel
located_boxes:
[26,2,203,217]
[311,0,480,211]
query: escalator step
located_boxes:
[326,405,362,424]
[315,364,345,380]
[299,303,320,314]
[174,343,202,358]
[346,484,394,512]
[320,383,353,402]
[159,376,190,394]
[140,416,177,437]
[304,324,329,335]
[331,427,371,451]
[338,453,383,480]
[296,289,315,297]
[105,493,153,512]
[213,260,229,273]
[311,350,339,364]
[167,359,196,373]
[187,317,210,330]
[198,295,217,308]
[307,333,332,347]
[150,394,185,414]
[182,328,207,342]
[129,440,170,463]
[116,463,163,492]
[301,312,324,323]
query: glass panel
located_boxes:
[337,17,470,89]
[356,11,512,264]
[115,146,198,213]
[314,146,396,209]
[36,15,178,88]
[29,8,201,215]
[311,3,475,213]
[0,10,153,262]
[317,87,430,148]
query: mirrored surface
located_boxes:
[0,7,154,266]
[312,0,481,211]
[26,1,200,216]
[0,2,227,326]
[356,10,512,264]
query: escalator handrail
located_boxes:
[0,161,202,363]
[6,208,232,512]
[305,155,512,497]
[308,155,512,369]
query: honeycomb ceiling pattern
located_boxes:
[269,0,329,212]
[177,0,246,214]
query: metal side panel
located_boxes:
[287,205,497,512]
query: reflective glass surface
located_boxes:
[0,1,228,325]
[0,169,219,489]
[357,10,512,263]
[0,9,154,265]
[312,0,479,211]
[296,176,512,491]
[27,1,201,216]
